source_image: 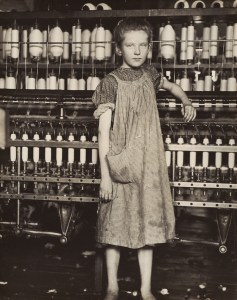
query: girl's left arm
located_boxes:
[162,79,196,122]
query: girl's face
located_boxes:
[118,30,150,68]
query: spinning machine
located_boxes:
[0,6,237,256]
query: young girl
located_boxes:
[92,18,196,300]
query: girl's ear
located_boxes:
[115,46,122,56]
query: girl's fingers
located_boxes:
[184,106,196,122]
[99,189,113,203]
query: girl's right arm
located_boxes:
[98,108,113,202]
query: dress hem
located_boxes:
[95,236,176,249]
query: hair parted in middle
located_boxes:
[113,18,153,48]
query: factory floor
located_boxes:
[0,208,237,300]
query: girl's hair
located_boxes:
[113,18,153,48]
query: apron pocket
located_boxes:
[106,149,135,183]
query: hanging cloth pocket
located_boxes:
[106,147,135,183]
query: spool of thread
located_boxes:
[105,29,113,61]
[78,78,86,90]
[87,75,92,90]
[95,25,105,61]
[165,135,172,167]
[177,136,184,167]
[180,23,187,63]
[2,27,6,60]
[196,77,204,91]
[215,152,222,168]
[42,30,48,59]
[191,1,206,8]
[91,25,98,60]
[174,0,189,8]
[215,137,222,169]
[175,73,181,86]
[10,132,17,162]
[158,23,165,60]
[63,31,70,61]
[233,23,237,62]
[68,133,75,164]
[68,74,78,90]
[75,20,82,61]
[25,75,29,89]
[190,136,197,168]
[5,27,12,59]
[80,134,87,164]
[228,138,235,169]
[49,22,63,60]
[210,20,219,63]
[6,74,16,89]
[82,29,91,61]
[27,73,36,90]
[56,133,63,167]
[202,25,210,62]
[160,20,176,61]
[91,76,100,90]
[225,23,233,61]
[22,29,28,59]
[81,3,96,10]
[211,0,224,8]
[147,43,153,60]
[204,74,212,91]
[49,71,57,90]
[58,78,65,90]
[96,3,112,10]
[33,132,40,163]
[0,78,5,89]
[220,73,227,91]
[180,72,191,91]
[227,75,237,91]
[11,24,19,60]
[37,78,46,90]
[22,133,29,163]
[72,25,76,55]
[29,25,43,61]
[92,135,98,164]
[45,133,52,163]
[187,20,195,64]
[202,137,210,168]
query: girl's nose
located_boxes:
[134,46,141,55]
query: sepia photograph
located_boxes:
[0,0,237,299]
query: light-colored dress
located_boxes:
[92,65,175,249]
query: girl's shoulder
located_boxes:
[142,64,163,90]
[142,64,161,78]
[92,72,118,107]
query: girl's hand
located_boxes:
[181,104,196,122]
[99,177,113,203]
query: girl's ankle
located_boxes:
[140,289,154,298]
[106,288,119,295]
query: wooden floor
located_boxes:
[0,208,237,300]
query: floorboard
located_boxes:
[0,209,237,300]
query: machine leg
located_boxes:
[58,203,75,244]
[216,209,232,254]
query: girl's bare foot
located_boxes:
[140,292,156,300]
[103,290,119,300]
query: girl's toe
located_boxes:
[103,291,119,300]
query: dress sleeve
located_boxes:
[92,75,117,119]
[143,64,164,92]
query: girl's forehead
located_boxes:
[122,30,149,42]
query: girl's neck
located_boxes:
[119,65,142,70]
